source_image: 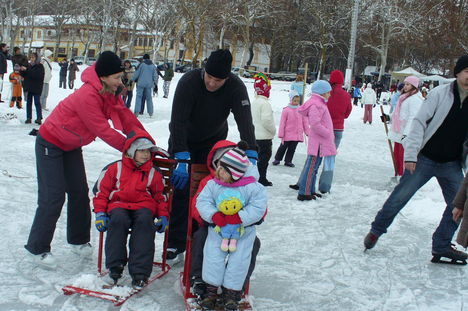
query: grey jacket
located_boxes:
[404,82,458,162]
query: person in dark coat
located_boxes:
[166,49,258,260]
[68,59,79,89]
[59,60,68,89]
[20,52,44,124]
[0,43,11,103]
[11,47,28,67]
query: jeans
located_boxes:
[298,155,323,195]
[370,154,463,252]
[26,92,42,120]
[135,86,153,116]
[124,90,133,109]
[40,83,49,109]
[318,130,343,193]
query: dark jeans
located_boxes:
[124,90,133,109]
[167,148,212,252]
[59,75,66,88]
[257,139,272,182]
[106,208,155,278]
[139,91,147,114]
[190,226,261,291]
[370,155,463,252]
[274,141,299,164]
[26,92,42,120]
[25,134,91,255]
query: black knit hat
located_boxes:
[205,49,233,79]
[454,54,468,77]
[95,51,124,77]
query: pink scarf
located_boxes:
[391,92,411,133]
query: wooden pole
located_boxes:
[380,105,398,176]
[301,63,309,105]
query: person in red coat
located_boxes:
[93,131,169,288]
[24,51,148,269]
[318,70,352,194]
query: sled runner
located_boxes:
[180,164,254,311]
[62,156,176,306]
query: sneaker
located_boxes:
[131,275,148,290]
[109,265,124,283]
[297,194,316,201]
[25,119,31,124]
[289,184,299,190]
[28,252,57,269]
[70,242,93,257]
[222,287,242,311]
[284,162,295,167]
[272,160,280,165]
[364,232,379,250]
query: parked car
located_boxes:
[231,67,252,78]
[126,59,140,68]
[73,56,85,65]
[270,71,296,81]
[85,57,97,65]
[175,63,192,73]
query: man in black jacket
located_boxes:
[20,53,44,124]
[166,49,258,260]
[0,43,11,103]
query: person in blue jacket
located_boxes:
[132,54,157,117]
[196,145,266,310]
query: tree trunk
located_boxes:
[218,24,225,49]
[246,41,254,66]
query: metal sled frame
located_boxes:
[62,157,177,306]
[180,164,253,311]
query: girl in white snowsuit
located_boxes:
[196,146,267,310]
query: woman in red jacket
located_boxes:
[24,51,147,269]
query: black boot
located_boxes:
[297,194,316,201]
[431,245,468,264]
[109,265,124,284]
[199,285,218,309]
[131,274,148,290]
[222,287,242,311]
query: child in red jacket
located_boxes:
[93,133,169,289]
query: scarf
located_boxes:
[391,92,411,133]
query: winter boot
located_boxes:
[364,232,379,250]
[199,284,218,309]
[34,119,42,125]
[109,265,124,284]
[272,160,280,165]
[228,239,237,252]
[222,287,242,311]
[297,194,316,201]
[131,274,148,290]
[191,276,207,297]
[289,184,299,190]
[312,192,322,198]
[28,251,57,270]
[431,245,468,265]
[284,162,295,167]
[25,119,31,124]
[221,238,229,252]
[70,242,92,257]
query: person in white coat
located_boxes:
[251,73,275,186]
[361,83,377,124]
[387,75,424,176]
[40,49,53,111]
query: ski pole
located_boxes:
[380,105,398,176]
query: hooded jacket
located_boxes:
[93,130,169,217]
[278,105,308,142]
[41,50,53,83]
[39,64,145,152]
[361,86,377,106]
[298,94,337,157]
[327,70,352,130]
[132,59,157,88]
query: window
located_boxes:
[138,38,143,46]
[143,37,148,47]
[72,48,78,57]
[46,47,54,52]
[37,31,42,39]
[149,38,154,47]
[88,49,95,57]
[58,48,66,54]
[47,30,52,37]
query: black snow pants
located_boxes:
[274,141,299,164]
[105,208,156,278]
[25,134,91,255]
[256,139,272,182]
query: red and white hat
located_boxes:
[219,148,250,181]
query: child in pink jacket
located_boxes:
[295,80,336,201]
[272,90,308,167]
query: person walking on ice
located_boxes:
[364,54,468,264]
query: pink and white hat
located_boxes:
[404,76,420,89]
[218,148,250,181]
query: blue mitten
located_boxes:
[245,150,258,165]
[95,212,109,232]
[171,151,190,189]
[155,216,169,233]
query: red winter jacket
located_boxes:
[327,70,352,130]
[93,131,169,217]
[39,64,145,152]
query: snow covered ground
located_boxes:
[0,62,467,311]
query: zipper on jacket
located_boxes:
[62,126,83,145]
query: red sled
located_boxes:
[180,163,254,310]
[62,157,177,307]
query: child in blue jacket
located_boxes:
[196,145,267,310]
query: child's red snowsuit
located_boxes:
[93,131,169,218]
[9,72,23,108]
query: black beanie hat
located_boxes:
[205,49,233,79]
[454,54,468,77]
[95,51,124,77]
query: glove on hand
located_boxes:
[245,150,258,165]
[212,212,227,227]
[171,151,190,189]
[373,104,376,108]
[380,114,390,123]
[95,212,109,232]
[154,216,169,233]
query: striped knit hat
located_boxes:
[218,148,250,181]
